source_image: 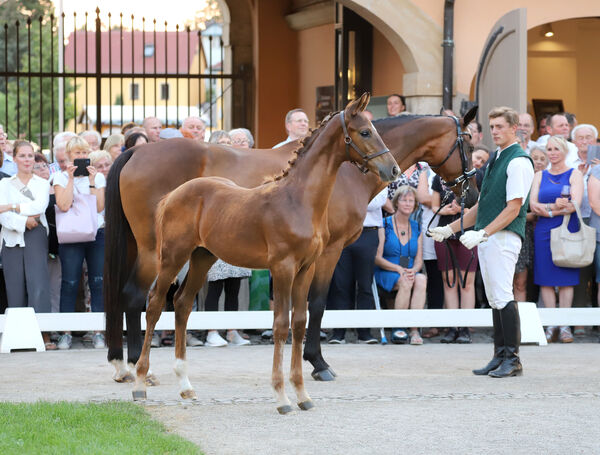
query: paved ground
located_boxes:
[1,332,599,454]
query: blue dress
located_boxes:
[375,217,420,292]
[533,169,580,286]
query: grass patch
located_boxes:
[0,401,202,454]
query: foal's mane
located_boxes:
[263,111,339,184]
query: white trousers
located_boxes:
[477,230,521,310]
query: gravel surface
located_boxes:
[1,334,599,454]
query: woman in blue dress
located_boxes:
[530,136,583,343]
[375,185,427,345]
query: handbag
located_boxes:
[550,200,596,268]
[55,184,98,244]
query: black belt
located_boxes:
[363,226,378,231]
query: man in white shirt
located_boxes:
[273,109,309,148]
[430,106,534,378]
[536,113,578,164]
[0,124,16,176]
[517,113,537,155]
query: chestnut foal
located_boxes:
[132,93,399,413]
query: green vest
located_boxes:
[474,143,533,239]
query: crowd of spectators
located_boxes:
[1,98,599,351]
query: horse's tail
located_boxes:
[104,149,135,361]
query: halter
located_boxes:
[340,110,391,174]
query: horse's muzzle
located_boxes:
[378,163,400,183]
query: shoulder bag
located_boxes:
[55,184,98,244]
[550,200,596,268]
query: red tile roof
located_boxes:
[64,30,201,73]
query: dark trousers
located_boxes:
[327,228,379,339]
[59,228,104,313]
[205,278,242,312]
[424,259,444,309]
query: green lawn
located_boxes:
[0,401,202,454]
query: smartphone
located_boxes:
[587,145,600,165]
[398,256,410,268]
[73,158,90,177]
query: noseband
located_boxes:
[340,110,391,174]
[429,115,476,198]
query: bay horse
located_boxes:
[104,105,479,383]
[132,93,399,413]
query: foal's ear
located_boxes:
[348,92,371,117]
[462,105,478,127]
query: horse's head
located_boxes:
[342,93,400,182]
[430,105,479,208]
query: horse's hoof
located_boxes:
[132,390,147,401]
[277,405,293,415]
[145,374,160,387]
[311,368,335,382]
[180,389,197,400]
[298,400,314,411]
[328,367,337,378]
[113,373,135,383]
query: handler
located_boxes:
[430,107,534,378]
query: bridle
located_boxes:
[340,110,391,174]
[427,115,477,288]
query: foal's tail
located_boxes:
[154,194,171,265]
[104,149,135,362]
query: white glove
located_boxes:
[428,225,454,242]
[459,229,489,249]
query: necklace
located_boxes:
[393,216,409,237]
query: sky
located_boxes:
[57,0,217,31]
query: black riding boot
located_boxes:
[472,308,504,375]
[489,301,522,378]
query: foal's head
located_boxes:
[342,93,400,182]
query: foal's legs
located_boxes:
[270,263,294,414]
[132,248,192,400]
[172,248,217,399]
[290,264,315,410]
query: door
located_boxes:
[475,8,527,146]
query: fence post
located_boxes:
[95,7,101,134]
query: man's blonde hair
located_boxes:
[488,107,519,127]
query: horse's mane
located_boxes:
[262,111,339,184]
[372,114,442,133]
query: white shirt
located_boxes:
[567,155,592,218]
[363,189,388,228]
[0,175,50,249]
[495,142,535,206]
[0,152,17,176]
[421,167,438,260]
[273,137,294,149]
[525,140,537,155]
[53,171,106,228]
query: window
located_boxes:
[160,83,170,101]
[144,44,155,58]
[130,83,139,101]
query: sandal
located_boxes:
[559,326,573,343]
[44,341,57,351]
[545,326,557,343]
[161,335,174,346]
[421,328,439,338]
[409,331,423,345]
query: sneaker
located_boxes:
[358,337,379,344]
[261,329,273,339]
[227,330,250,346]
[391,329,409,344]
[205,331,228,347]
[440,327,458,344]
[57,333,72,350]
[186,333,204,347]
[92,333,106,349]
[328,337,346,344]
[151,332,161,348]
[455,327,472,344]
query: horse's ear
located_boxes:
[348,92,370,117]
[462,105,478,127]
